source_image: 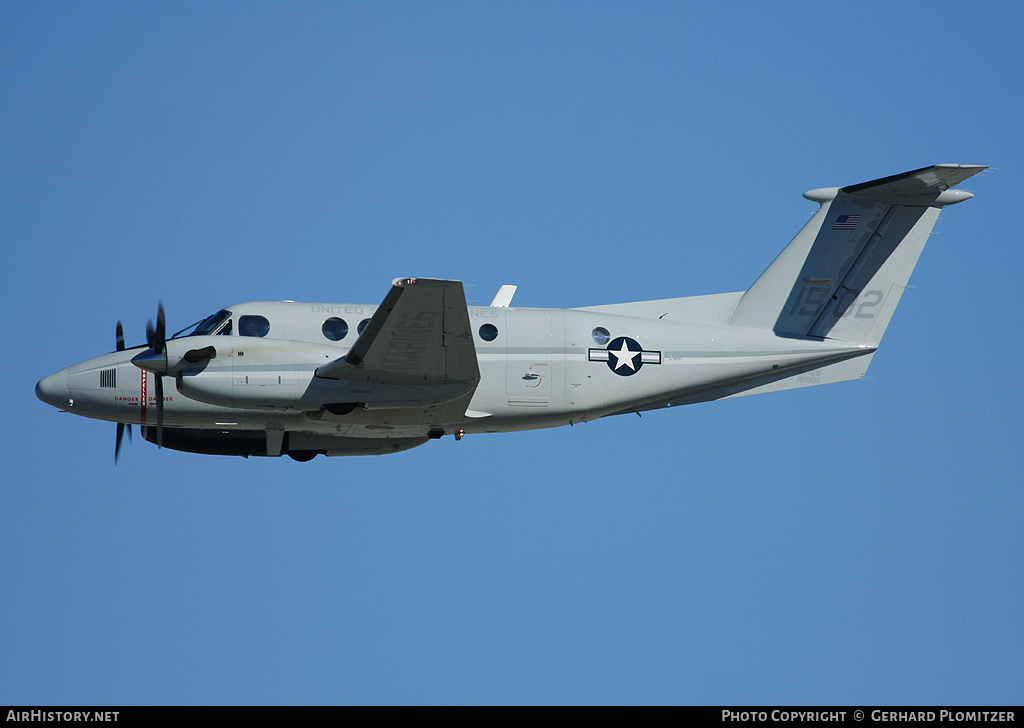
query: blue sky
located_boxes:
[3,2,1022,705]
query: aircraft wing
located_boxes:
[316,278,480,387]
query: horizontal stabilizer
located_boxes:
[841,163,987,205]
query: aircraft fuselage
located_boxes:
[37,297,872,456]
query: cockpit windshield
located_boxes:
[171,309,233,339]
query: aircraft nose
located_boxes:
[36,370,70,409]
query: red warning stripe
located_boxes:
[140,369,148,427]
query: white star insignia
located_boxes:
[609,340,640,371]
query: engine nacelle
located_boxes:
[172,336,475,411]
[169,336,329,410]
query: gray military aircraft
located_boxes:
[36,164,985,461]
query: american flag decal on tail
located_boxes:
[832,214,861,230]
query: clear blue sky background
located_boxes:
[3,2,1021,705]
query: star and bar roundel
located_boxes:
[588,336,661,376]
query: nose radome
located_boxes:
[36,370,69,409]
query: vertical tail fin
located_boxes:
[729,164,986,345]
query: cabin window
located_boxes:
[322,317,349,341]
[239,315,270,338]
[592,327,610,345]
[357,318,371,335]
[479,323,498,342]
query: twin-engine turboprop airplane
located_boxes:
[36,164,985,461]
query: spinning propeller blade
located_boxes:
[115,422,132,463]
[149,304,165,448]
[115,322,129,462]
[133,303,168,449]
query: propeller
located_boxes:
[147,304,165,449]
[130,303,168,450]
[145,303,166,357]
[115,320,130,462]
[115,420,132,463]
